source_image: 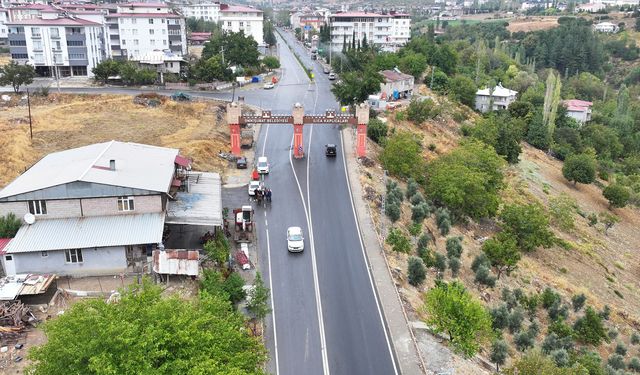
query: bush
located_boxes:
[435,207,451,235]
[609,328,619,340]
[380,131,425,179]
[417,233,431,251]
[615,342,628,356]
[412,202,431,223]
[563,153,597,186]
[491,304,510,330]
[0,213,21,238]
[603,183,631,208]
[550,349,570,367]
[541,288,562,310]
[408,256,427,286]
[520,293,540,319]
[628,357,640,372]
[406,98,441,125]
[445,236,463,259]
[385,201,401,222]
[549,193,578,231]
[367,118,388,144]
[386,228,411,253]
[548,301,569,322]
[507,308,525,334]
[601,305,611,320]
[490,339,509,372]
[471,253,491,273]
[418,246,435,267]
[631,332,640,345]
[223,272,246,305]
[574,306,608,346]
[572,294,587,312]
[406,178,419,199]
[502,288,519,310]
[410,192,426,206]
[514,331,535,352]
[448,257,461,277]
[434,253,447,274]
[608,354,626,370]
[474,265,496,288]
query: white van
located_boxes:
[257,156,269,174]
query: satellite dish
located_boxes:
[24,213,35,225]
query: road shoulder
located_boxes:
[341,128,425,375]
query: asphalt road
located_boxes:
[11,31,400,374]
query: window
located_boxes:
[28,200,47,215]
[122,39,126,45]
[131,18,137,24]
[69,53,85,59]
[117,196,134,211]
[149,18,154,24]
[5,255,12,261]
[65,249,83,263]
[150,39,155,45]
[9,40,26,46]
[240,21,244,27]
[132,29,137,35]
[134,39,139,45]
[50,28,59,38]
[162,40,166,45]
[31,27,41,37]
[11,53,28,59]
[54,53,63,63]
[53,41,61,50]
[67,40,84,46]
[149,29,154,35]
[162,29,166,34]
[41,251,48,257]
[162,19,165,23]
[227,21,231,27]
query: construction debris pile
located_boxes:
[0,301,36,338]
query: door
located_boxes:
[4,255,15,275]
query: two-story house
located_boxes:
[379,68,414,100]
[0,141,189,277]
[475,83,518,113]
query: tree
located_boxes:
[470,115,523,164]
[426,141,505,219]
[406,98,440,125]
[600,212,620,235]
[446,236,463,259]
[386,228,411,253]
[399,51,427,78]
[608,354,626,370]
[202,30,259,67]
[92,59,122,83]
[572,293,586,312]
[504,349,590,375]
[629,357,640,372]
[448,74,477,107]
[203,231,230,266]
[499,203,553,252]
[262,56,280,71]
[247,272,271,322]
[331,69,383,106]
[408,256,427,286]
[562,153,596,186]
[542,71,562,142]
[423,281,493,357]
[0,213,22,238]
[367,118,388,144]
[434,253,448,274]
[527,110,550,150]
[27,280,266,374]
[573,306,608,346]
[482,232,521,278]
[263,21,277,46]
[435,208,452,235]
[192,55,230,82]
[380,131,424,179]
[222,272,246,305]
[490,339,509,372]
[0,61,35,93]
[603,183,630,208]
[449,257,461,277]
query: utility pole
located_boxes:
[26,88,32,140]
[220,45,225,65]
[381,170,388,240]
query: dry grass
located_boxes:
[506,17,560,33]
[0,93,232,187]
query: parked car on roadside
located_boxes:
[236,157,247,169]
[264,82,275,89]
[323,67,330,74]
[328,72,337,80]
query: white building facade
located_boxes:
[475,83,518,112]
[329,11,410,52]
[7,12,108,77]
[179,2,220,21]
[105,3,186,60]
[219,4,263,45]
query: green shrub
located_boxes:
[502,288,519,311]
[406,98,441,125]
[628,357,640,372]
[574,306,608,346]
[386,228,411,253]
[548,193,578,231]
[410,192,426,206]
[445,236,463,259]
[603,183,631,208]
[499,203,554,252]
[514,331,535,352]
[550,349,570,367]
[474,265,496,288]
[418,246,435,268]
[609,328,619,340]
[541,288,561,310]
[408,256,427,286]
[417,233,431,251]
[631,332,640,345]
[490,304,510,330]
[223,272,246,305]
[601,305,611,320]
[385,201,401,222]
[615,342,628,356]
[520,293,540,319]
[380,131,424,179]
[563,153,597,185]
[608,354,626,370]
[507,308,525,334]
[572,293,587,312]
[435,207,451,235]
[408,223,422,237]
[412,202,431,223]
[434,253,447,274]
[367,118,388,144]
[490,339,509,372]
[471,253,491,273]
[448,257,461,277]
[406,178,419,199]
[548,301,569,322]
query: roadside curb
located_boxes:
[341,128,426,375]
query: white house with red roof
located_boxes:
[563,99,593,124]
[219,4,263,45]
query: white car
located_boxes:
[257,156,269,174]
[248,180,261,196]
[264,82,275,89]
[328,72,337,80]
[287,226,304,252]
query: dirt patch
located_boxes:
[0,93,232,187]
[507,17,560,33]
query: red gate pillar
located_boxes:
[292,103,305,159]
[355,103,370,158]
[226,102,243,156]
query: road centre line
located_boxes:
[265,228,280,374]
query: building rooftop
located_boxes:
[564,99,593,112]
[4,212,165,254]
[219,4,262,13]
[476,83,518,97]
[121,2,168,8]
[379,69,413,82]
[331,11,386,18]
[0,274,56,301]
[166,172,222,227]
[6,17,101,26]
[107,12,180,18]
[0,141,179,199]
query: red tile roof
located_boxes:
[7,17,101,26]
[174,155,191,167]
[563,99,592,108]
[379,69,413,82]
[0,238,11,255]
[122,2,167,7]
[10,4,55,10]
[108,12,180,18]
[219,4,262,13]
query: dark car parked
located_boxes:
[325,144,337,157]
[236,157,247,169]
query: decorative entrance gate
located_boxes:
[226,102,370,158]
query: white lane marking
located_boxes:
[339,131,399,375]
[289,131,330,375]
[265,228,280,375]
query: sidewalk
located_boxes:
[341,128,425,375]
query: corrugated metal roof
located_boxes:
[0,141,179,199]
[166,172,222,227]
[5,213,164,254]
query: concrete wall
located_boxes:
[0,201,28,218]
[10,246,127,276]
[82,195,162,216]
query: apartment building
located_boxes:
[219,4,263,45]
[7,11,108,77]
[290,11,325,31]
[0,8,9,45]
[179,2,219,21]
[105,2,186,60]
[329,11,410,52]
[475,83,518,112]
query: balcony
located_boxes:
[31,33,42,39]
[168,34,181,41]
[50,33,61,39]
